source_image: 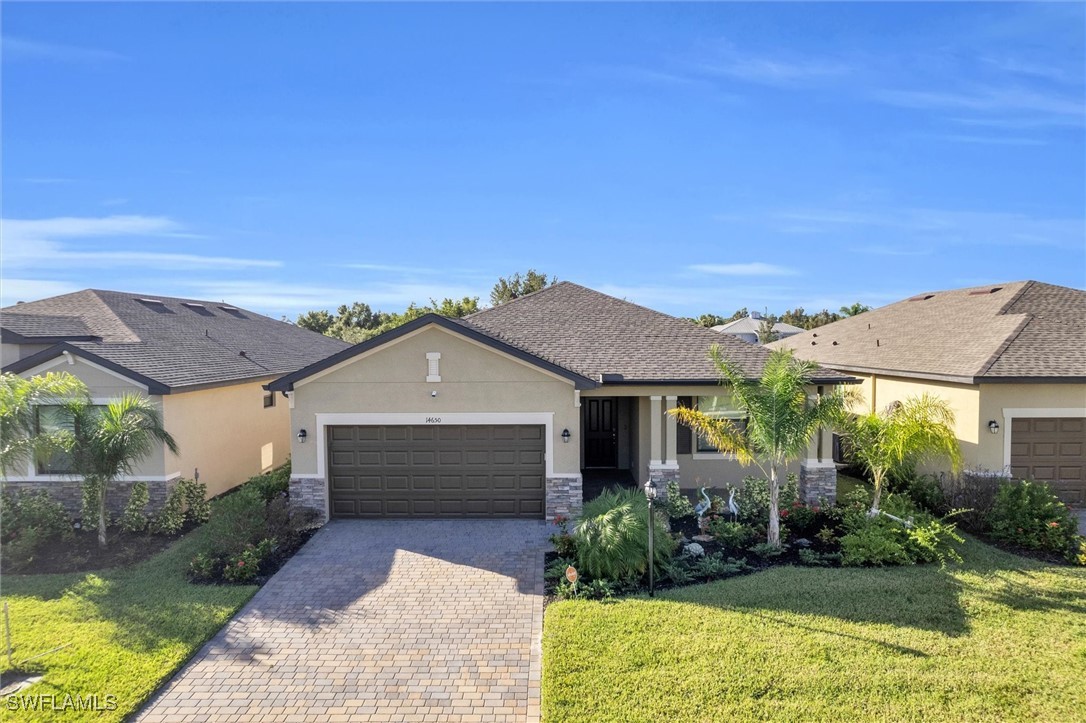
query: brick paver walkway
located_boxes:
[138,519,551,723]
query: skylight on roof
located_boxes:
[136,297,173,313]
[967,287,1004,296]
[218,305,246,318]
[907,294,935,302]
[183,302,214,316]
[138,298,164,304]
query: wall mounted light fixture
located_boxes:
[561,428,571,443]
[987,420,1000,434]
[297,428,308,443]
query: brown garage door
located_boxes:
[1010,417,1086,505]
[327,425,546,518]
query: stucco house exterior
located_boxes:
[1,289,348,514]
[772,281,1086,505]
[268,283,853,522]
[711,312,804,344]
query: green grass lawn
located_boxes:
[544,536,1086,722]
[0,533,256,722]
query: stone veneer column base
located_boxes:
[648,466,680,503]
[799,463,838,505]
[546,476,582,521]
[290,477,329,523]
[1,478,179,519]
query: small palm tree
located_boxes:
[669,347,850,546]
[843,394,962,515]
[0,371,89,477]
[66,394,179,547]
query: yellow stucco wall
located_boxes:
[162,378,290,498]
[287,325,581,476]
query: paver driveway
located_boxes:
[138,519,551,723]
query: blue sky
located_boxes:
[3,2,1084,319]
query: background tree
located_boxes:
[691,313,728,328]
[668,348,850,546]
[756,316,780,344]
[490,269,556,306]
[804,309,843,329]
[66,394,179,547]
[296,296,479,344]
[0,372,89,477]
[295,309,335,335]
[842,394,961,515]
[839,302,872,317]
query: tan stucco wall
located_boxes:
[163,379,290,498]
[1,343,52,368]
[287,325,581,476]
[978,383,1086,473]
[12,355,167,478]
[856,373,982,470]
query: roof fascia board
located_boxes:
[268,314,596,392]
[817,363,978,386]
[6,343,169,394]
[289,324,430,389]
[598,375,858,386]
[976,376,1086,384]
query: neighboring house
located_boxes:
[711,312,804,344]
[772,281,1086,505]
[268,283,854,522]
[1,290,349,514]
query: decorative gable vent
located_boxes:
[426,352,441,382]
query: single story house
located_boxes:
[712,312,804,344]
[772,281,1086,505]
[1,289,348,513]
[267,282,854,521]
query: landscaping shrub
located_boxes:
[749,541,787,560]
[663,560,695,585]
[244,462,291,502]
[735,474,799,526]
[988,480,1079,555]
[545,556,577,583]
[937,470,1003,531]
[691,553,748,578]
[0,489,73,570]
[839,522,912,566]
[798,548,841,566]
[119,481,150,533]
[665,480,695,519]
[573,488,674,582]
[1071,538,1086,567]
[903,473,946,514]
[178,478,211,524]
[549,514,577,558]
[555,577,615,600]
[222,538,277,583]
[904,514,965,567]
[706,517,756,551]
[780,500,825,538]
[264,495,321,551]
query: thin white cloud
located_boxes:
[689,40,852,86]
[927,134,1046,146]
[2,215,282,270]
[0,279,83,307]
[875,86,1084,122]
[689,263,799,277]
[2,36,127,63]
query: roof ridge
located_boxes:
[975,313,1033,378]
[465,279,570,318]
[994,280,1035,317]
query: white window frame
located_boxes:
[691,395,747,460]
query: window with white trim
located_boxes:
[695,395,748,453]
[34,405,104,474]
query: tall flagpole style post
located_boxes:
[645,480,657,597]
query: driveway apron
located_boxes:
[137,519,551,723]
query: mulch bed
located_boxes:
[11,525,197,575]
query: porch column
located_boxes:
[649,395,663,466]
[664,395,678,466]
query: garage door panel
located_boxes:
[1011,417,1086,505]
[328,424,546,519]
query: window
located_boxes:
[694,395,748,453]
[263,391,276,409]
[34,405,103,474]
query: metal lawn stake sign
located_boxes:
[645,480,658,597]
[565,565,578,595]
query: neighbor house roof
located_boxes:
[711,316,805,337]
[770,281,1086,384]
[1,289,350,393]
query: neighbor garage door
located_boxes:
[327,425,546,518]
[1009,417,1086,505]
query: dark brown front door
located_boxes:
[1010,417,1086,505]
[327,425,545,518]
[584,397,618,468]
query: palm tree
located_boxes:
[669,347,850,546]
[843,394,962,515]
[66,394,179,547]
[839,302,871,317]
[0,371,89,477]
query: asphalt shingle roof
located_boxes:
[771,281,1086,382]
[0,312,96,339]
[1,289,350,391]
[462,282,852,383]
[711,317,805,336]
